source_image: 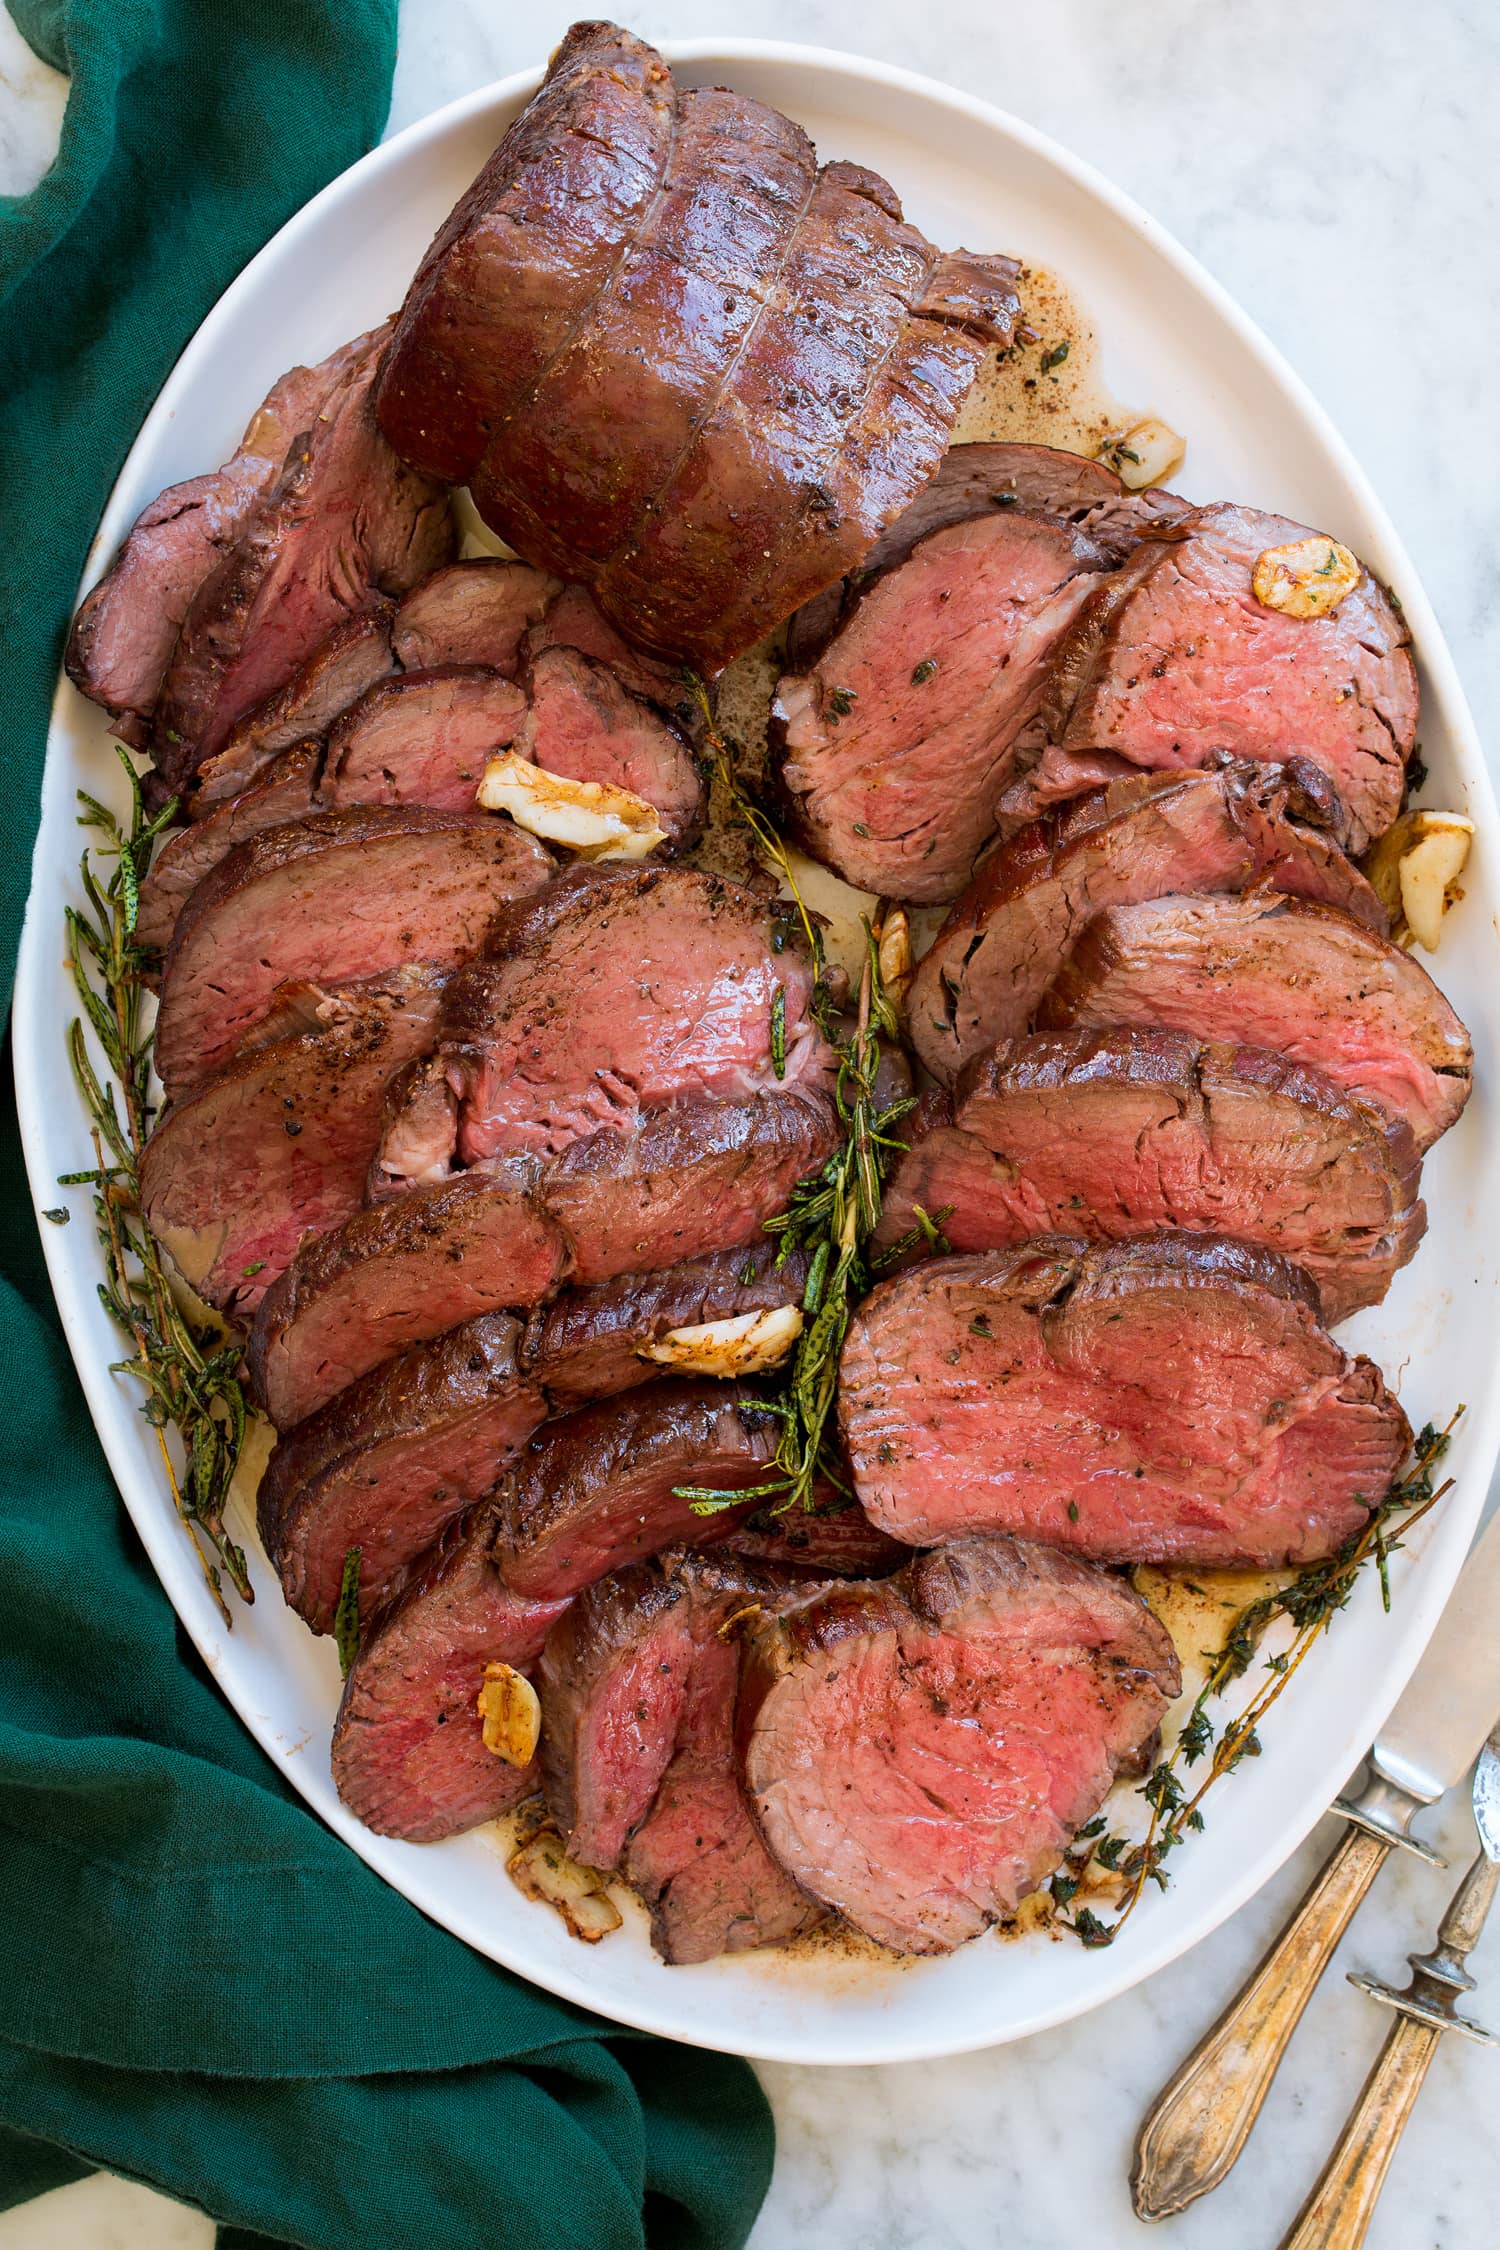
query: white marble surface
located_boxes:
[3,2,1499,2245]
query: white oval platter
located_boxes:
[14,40,1499,2065]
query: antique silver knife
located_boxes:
[1276,1731,1500,2250]
[1133,1505,1500,2220]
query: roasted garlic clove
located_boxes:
[877,906,913,1002]
[1251,536,1361,619]
[639,1303,804,1377]
[1366,809,1475,951]
[508,1831,623,1943]
[477,1662,542,1767]
[1099,417,1185,491]
[477,752,666,860]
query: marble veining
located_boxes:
[3,1,1498,2243]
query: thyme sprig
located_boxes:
[1057,1414,1460,1946]
[676,682,914,1518]
[64,748,254,1622]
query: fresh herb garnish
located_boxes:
[1040,339,1071,374]
[825,685,858,721]
[64,751,254,1622]
[770,984,787,1080]
[334,1547,363,1677]
[911,658,938,686]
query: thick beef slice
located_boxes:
[139,964,445,1313]
[907,760,1386,1084]
[151,326,454,790]
[785,440,1189,666]
[247,1172,571,1430]
[527,582,688,712]
[722,1504,908,1580]
[1040,891,1472,1152]
[191,606,398,810]
[376,25,1019,673]
[520,647,703,844]
[1043,504,1418,852]
[153,806,551,1093]
[874,1028,1425,1323]
[135,747,321,956]
[331,1501,569,1842]
[258,1314,546,1634]
[841,1237,1410,1564]
[541,1549,820,1960]
[323,668,528,811]
[378,864,829,1177]
[534,1088,840,1286]
[392,559,562,672]
[497,1380,781,1599]
[772,509,1105,901]
[65,343,363,743]
[742,1536,1180,1953]
[525,1241,808,1407]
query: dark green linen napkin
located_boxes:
[0,4,775,2245]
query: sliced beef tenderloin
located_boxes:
[191,605,398,810]
[741,1536,1180,1954]
[722,1504,908,1580]
[874,1028,1426,1323]
[1039,891,1472,1152]
[496,1379,784,1600]
[258,1314,546,1634]
[153,806,551,1094]
[322,667,528,811]
[135,746,321,957]
[841,1236,1410,1565]
[907,759,1385,1084]
[525,1241,809,1407]
[627,1629,824,1964]
[65,341,365,746]
[139,964,445,1313]
[785,441,1189,667]
[534,1087,839,1287]
[150,325,454,794]
[375,24,1020,673]
[539,1545,821,1968]
[377,863,829,1180]
[1040,504,1418,852]
[519,646,703,845]
[392,559,561,672]
[527,582,689,714]
[248,1172,571,1430]
[772,509,1107,901]
[331,1500,569,1843]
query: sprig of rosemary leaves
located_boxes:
[674,680,915,1519]
[63,748,254,1622]
[1053,1414,1460,1946]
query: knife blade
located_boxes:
[1474,1732,1500,1861]
[1353,1506,1500,1827]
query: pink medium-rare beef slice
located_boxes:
[247,1171,571,1430]
[840,1236,1410,1564]
[322,668,529,811]
[495,1379,783,1600]
[873,1027,1425,1324]
[139,964,446,1313]
[331,1499,569,1843]
[771,507,1104,903]
[150,324,454,793]
[519,646,703,844]
[374,23,1020,674]
[258,1312,546,1636]
[66,338,369,746]
[391,559,562,672]
[191,605,398,810]
[906,759,1386,1085]
[152,806,551,1095]
[375,863,831,1180]
[1038,890,1471,1153]
[1040,503,1417,852]
[741,1536,1180,1954]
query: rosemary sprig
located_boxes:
[64,748,254,1623]
[334,1547,363,1677]
[678,683,915,1518]
[1058,1414,1460,1945]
